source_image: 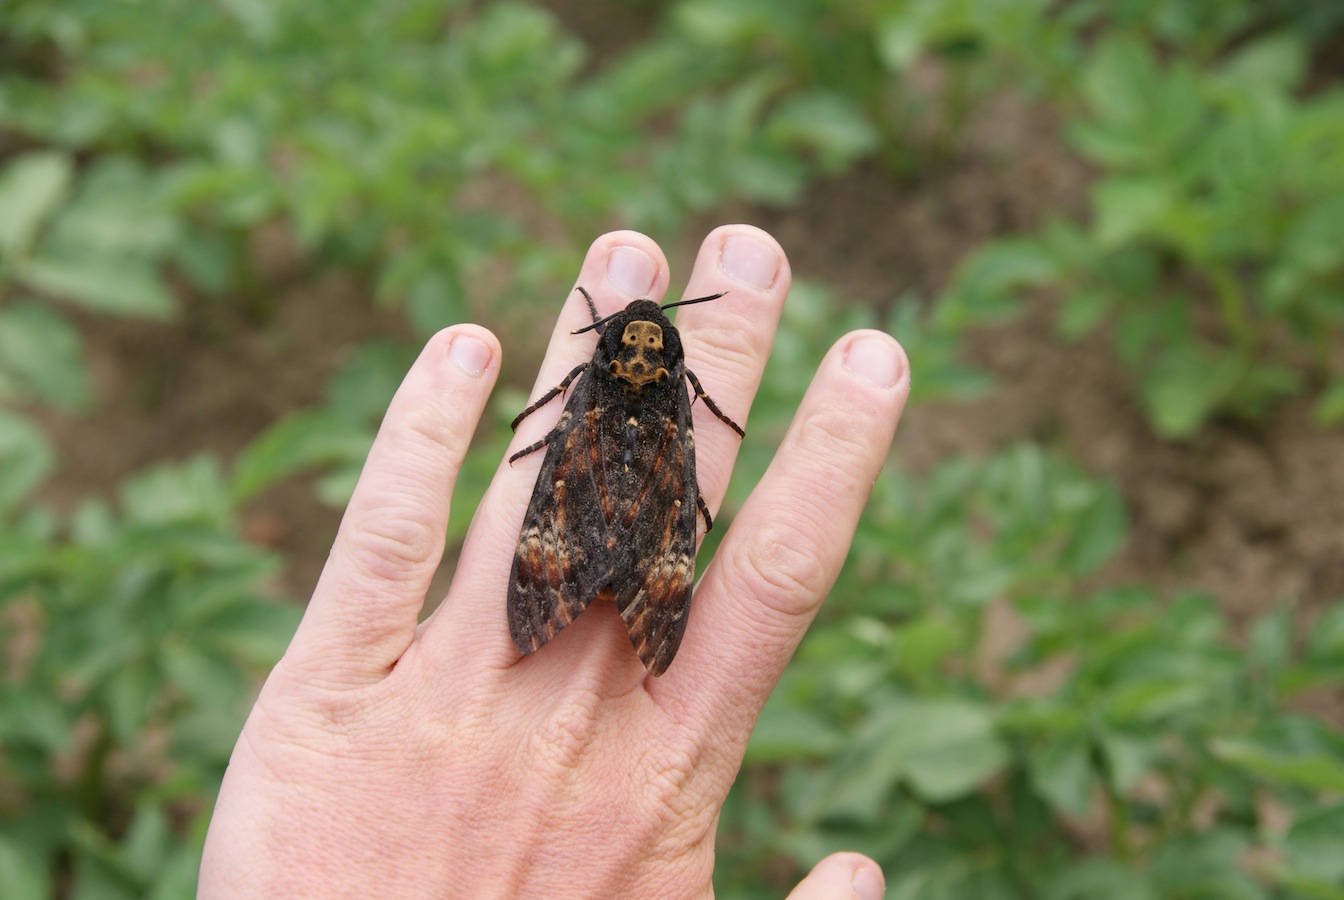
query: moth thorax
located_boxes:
[609,321,670,387]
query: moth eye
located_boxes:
[609,361,620,373]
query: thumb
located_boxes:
[786,852,885,900]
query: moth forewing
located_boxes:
[507,289,742,674]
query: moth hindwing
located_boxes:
[507,286,743,676]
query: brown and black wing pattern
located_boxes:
[508,291,741,676]
[507,360,701,675]
[507,375,616,656]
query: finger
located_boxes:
[657,331,909,725]
[667,224,790,514]
[785,853,886,900]
[427,232,671,670]
[282,325,500,686]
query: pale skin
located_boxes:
[199,225,910,898]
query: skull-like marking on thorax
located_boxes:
[608,320,670,387]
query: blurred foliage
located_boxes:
[0,449,300,899]
[2,0,1344,896]
[718,443,1344,898]
[960,34,1344,435]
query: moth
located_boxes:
[507,286,743,676]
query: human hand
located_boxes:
[199,225,910,898]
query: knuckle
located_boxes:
[634,739,718,857]
[640,740,699,816]
[726,517,832,626]
[344,504,442,584]
[793,409,872,482]
[691,336,757,392]
[528,691,601,776]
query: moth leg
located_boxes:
[684,368,745,438]
[697,492,713,532]
[576,286,602,325]
[510,362,587,431]
[508,432,554,465]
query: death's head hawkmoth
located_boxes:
[507,287,742,675]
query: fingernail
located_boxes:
[606,245,658,298]
[448,334,490,376]
[844,334,905,389]
[720,234,779,290]
[853,865,885,900]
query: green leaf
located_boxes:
[1281,804,1344,888]
[0,685,72,752]
[1061,484,1126,575]
[1150,830,1264,900]
[747,695,843,764]
[404,269,467,338]
[1211,739,1344,792]
[324,341,415,422]
[1045,859,1158,900]
[0,300,90,410]
[890,699,1011,802]
[18,254,174,318]
[0,409,55,514]
[1249,607,1291,673]
[1105,678,1211,723]
[0,835,50,900]
[892,613,960,678]
[1057,289,1113,340]
[766,90,880,172]
[1314,379,1344,426]
[119,456,232,526]
[951,239,1059,318]
[119,805,173,881]
[1091,177,1175,248]
[1141,350,1239,438]
[1029,739,1095,816]
[799,698,1008,822]
[875,12,927,72]
[231,411,375,503]
[1216,33,1305,95]
[45,159,178,257]
[1081,38,1152,130]
[673,0,773,45]
[201,600,301,665]
[0,151,73,256]
[102,665,158,745]
[1099,732,1159,793]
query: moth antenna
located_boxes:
[571,291,730,335]
[661,291,727,312]
[572,310,622,335]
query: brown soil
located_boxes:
[33,18,1344,656]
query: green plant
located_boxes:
[716,444,1344,898]
[0,446,300,899]
[0,0,901,333]
[5,2,1343,896]
[947,32,1344,436]
[0,152,178,414]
